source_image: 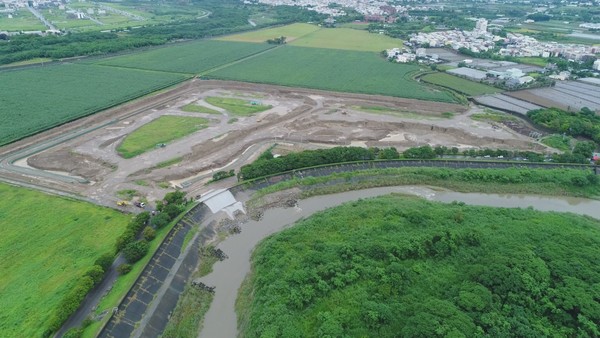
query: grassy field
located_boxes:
[96,40,274,74]
[0,9,46,31]
[542,134,575,152]
[239,195,600,337]
[220,23,403,52]
[0,183,129,337]
[421,72,502,96]
[117,115,208,158]
[204,97,272,116]
[181,103,221,114]
[514,56,549,67]
[0,63,187,146]
[207,46,455,102]
[289,28,403,52]
[217,23,320,43]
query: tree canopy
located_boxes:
[239,196,600,337]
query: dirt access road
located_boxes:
[0,79,549,209]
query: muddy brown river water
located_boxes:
[198,186,600,338]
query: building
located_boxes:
[475,18,488,35]
[594,60,600,71]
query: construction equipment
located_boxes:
[117,201,129,206]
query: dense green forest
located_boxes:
[239,195,600,337]
[0,0,326,65]
[528,107,600,147]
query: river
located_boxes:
[198,186,600,338]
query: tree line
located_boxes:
[238,144,596,181]
[0,1,326,66]
[54,191,189,338]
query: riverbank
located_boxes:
[237,193,600,337]
[198,185,600,338]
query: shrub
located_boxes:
[143,226,156,241]
[123,240,149,263]
[163,203,183,219]
[115,229,136,252]
[94,253,115,272]
[151,212,171,229]
[117,263,132,275]
[48,276,95,332]
[63,327,83,338]
[84,265,105,286]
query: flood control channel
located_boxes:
[198,186,600,338]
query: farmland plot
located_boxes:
[421,72,502,96]
[0,63,187,146]
[96,40,274,74]
[0,183,129,337]
[206,46,455,102]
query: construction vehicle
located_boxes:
[117,201,129,207]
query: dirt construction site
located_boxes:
[0,79,552,209]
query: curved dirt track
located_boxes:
[0,79,548,208]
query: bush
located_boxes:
[164,190,187,205]
[151,212,171,229]
[84,265,105,286]
[117,263,132,275]
[128,211,151,233]
[143,226,156,241]
[94,253,115,272]
[63,327,83,338]
[115,229,136,252]
[48,276,95,332]
[123,240,149,263]
[163,203,183,219]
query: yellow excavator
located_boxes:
[117,201,129,207]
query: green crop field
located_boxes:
[239,195,600,337]
[289,28,403,52]
[117,115,208,158]
[218,23,320,43]
[206,46,455,102]
[96,40,274,74]
[0,183,129,337]
[0,63,187,146]
[220,23,403,52]
[204,97,272,116]
[421,72,502,96]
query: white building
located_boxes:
[475,18,488,35]
[594,60,600,71]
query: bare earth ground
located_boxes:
[0,79,549,209]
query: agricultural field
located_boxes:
[239,195,600,337]
[0,183,129,337]
[220,23,403,52]
[421,72,502,96]
[0,63,187,146]
[217,23,320,43]
[204,97,272,116]
[207,46,455,102]
[289,28,403,52]
[0,9,46,31]
[96,40,274,74]
[117,115,209,158]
